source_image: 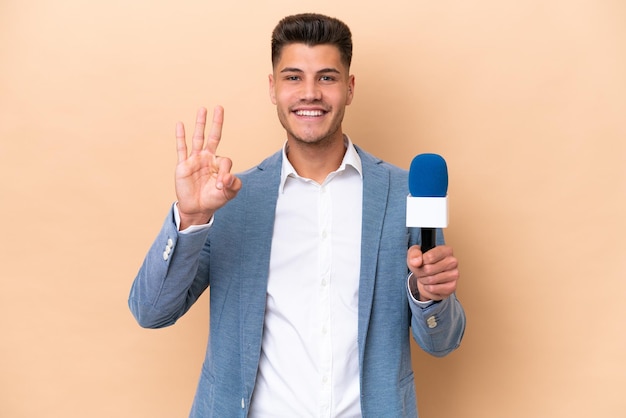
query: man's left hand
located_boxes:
[407,245,459,302]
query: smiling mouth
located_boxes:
[294,109,326,117]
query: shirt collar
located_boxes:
[279,135,363,193]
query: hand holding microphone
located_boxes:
[406,154,459,301]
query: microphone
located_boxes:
[406,153,449,253]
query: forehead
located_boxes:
[274,43,346,72]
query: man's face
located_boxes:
[269,43,355,147]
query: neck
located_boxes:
[286,134,347,183]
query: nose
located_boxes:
[300,79,322,102]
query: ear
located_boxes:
[269,74,277,105]
[346,74,355,105]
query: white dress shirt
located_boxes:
[249,138,363,417]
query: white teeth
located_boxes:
[295,110,324,117]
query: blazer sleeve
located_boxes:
[407,227,466,357]
[128,203,212,328]
[408,291,466,357]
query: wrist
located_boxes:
[179,215,212,230]
[176,203,213,230]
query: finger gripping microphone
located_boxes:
[406,153,449,253]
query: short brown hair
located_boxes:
[271,13,353,69]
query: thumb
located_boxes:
[407,245,424,269]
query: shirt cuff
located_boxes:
[407,272,435,308]
[173,202,214,234]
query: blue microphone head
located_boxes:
[408,153,448,197]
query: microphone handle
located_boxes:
[420,227,437,253]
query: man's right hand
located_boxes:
[175,106,242,230]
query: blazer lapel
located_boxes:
[355,147,390,362]
[239,151,282,397]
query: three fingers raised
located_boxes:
[176,106,224,163]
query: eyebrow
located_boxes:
[280,67,342,75]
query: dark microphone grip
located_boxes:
[420,227,437,253]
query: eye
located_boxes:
[320,75,335,82]
[285,75,300,81]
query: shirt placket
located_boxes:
[318,182,332,417]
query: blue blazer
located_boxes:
[129,146,465,417]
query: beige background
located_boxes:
[2,0,625,417]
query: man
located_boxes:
[129,13,465,417]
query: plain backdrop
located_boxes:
[1,0,625,417]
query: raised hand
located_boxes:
[407,245,459,302]
[175,106,242,230]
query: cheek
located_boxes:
[274,90,294,109]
